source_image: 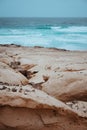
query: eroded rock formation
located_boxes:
[0,44,87,130]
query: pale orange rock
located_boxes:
[0,62,28,86]
[0,44,87,130]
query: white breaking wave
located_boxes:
[0,35,50,46]
[51,26,87,33]
[0,26,87,50]
[0,28,42,36]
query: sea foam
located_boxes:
[0,18,87,50]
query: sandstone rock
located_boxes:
[0,45,87,130]
[0,85,87,130]
[0,62,28,85]
[0,106,87,130]
[42,73,87,102]
[66,101,87,117]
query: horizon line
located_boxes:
[0,16,87,18]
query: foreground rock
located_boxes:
[0,62,28,86]
[0,85,87,130]
[0,44,87,130]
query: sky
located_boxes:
[0,0,87,17]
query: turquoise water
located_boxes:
[0,18,87,50]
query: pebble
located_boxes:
[0,86,7,90]
[12,88,17,92]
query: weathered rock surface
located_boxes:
[0,44,87,130]
[0,62,29,86]
[42,74,87,102]
[0,85,87,130]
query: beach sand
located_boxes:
[0,44,87,130]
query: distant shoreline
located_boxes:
[0,43,87,52]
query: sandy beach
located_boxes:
[0,44,87,130]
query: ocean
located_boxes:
[0,17,87,50]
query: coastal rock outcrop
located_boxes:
[0,85,87,130]
[0,62,28,86]
[0,44,87,130]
